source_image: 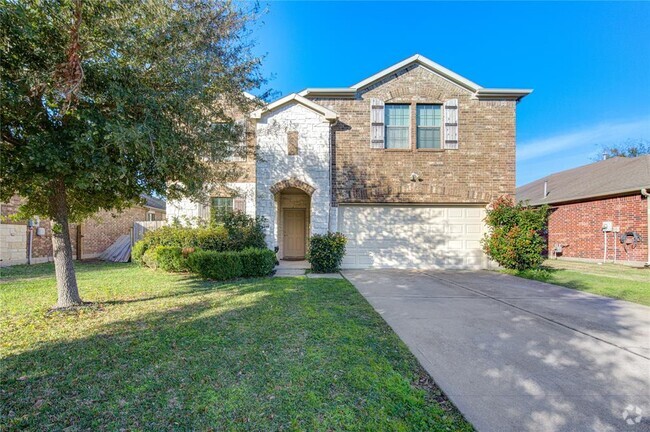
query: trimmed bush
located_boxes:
[220,211,266,251]
[132,214,266,266]
[141,248,159,269]
[131,240,147,264]
[239,248,276,277]
[187,250,243,281]
[482,196,550,270]
[155,246,186,272]
[307,232,347,273]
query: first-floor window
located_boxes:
[210,197,233,222]
[416,104,442,149]
[146,212,156,221]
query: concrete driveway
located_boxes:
[342,269,650,432]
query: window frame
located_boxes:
[210,197,234,222]
[416,104,443,150]
[146,211,156,222]
[384,104,411,150]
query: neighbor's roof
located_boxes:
[141,194,166,211]
[516,155,650,206]
[298,54,533,101]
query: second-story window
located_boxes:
[416,104,442,149]
[384,104,410,149]
[210,121,246,162]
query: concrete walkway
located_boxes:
[342,269,650,432]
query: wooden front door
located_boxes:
[283,209,306,259]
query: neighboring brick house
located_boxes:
[168,54,531,269]
[0,195,165,266]
[517,156,650,266]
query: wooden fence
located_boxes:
[132,220,166,244]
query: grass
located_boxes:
[503,259,650,306]
[0,261,472,431]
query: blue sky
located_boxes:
[251,1,650,186]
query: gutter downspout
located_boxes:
[641,188,650,266]
[328,120,338,232]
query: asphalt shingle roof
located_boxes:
[516,155,650,206]
[140,194,166,211]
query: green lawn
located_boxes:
[0,262,472,431]
[504,259,650,306]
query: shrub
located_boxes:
[194,226,230,250]
[187,250,243,280]
[155,246,186,272]
[218,211,266,250]
[239,248,276,277]
[141,248,159,269]
[481,196,549,270]
[131,240,147,264]
[307,232,347,273]
[132,214,266,265]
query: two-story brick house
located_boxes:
[167,54,532,269]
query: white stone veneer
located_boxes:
[255,103,333,249]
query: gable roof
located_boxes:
[352,54,482,92]
[299,54,532,101]
[141,194,166,211]
[516,155,650,206]
[250,93,338,121]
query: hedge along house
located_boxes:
[516,155,650,267]
[167,54,532,268]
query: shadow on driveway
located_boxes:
[343,269,650,432]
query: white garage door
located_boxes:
[338,205,487,269]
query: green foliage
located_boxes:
[131,241,147,264]
[482,196,550,270]
[1,0,266,220]
[153,246,186,272]
[307,232,347,273]
[132,217,265,264]
[141,248,159,270]
[187,250,243,281]
[216,211,267,250]
[239,247,276,277]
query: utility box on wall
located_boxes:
[602,221,613,232]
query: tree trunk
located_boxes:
[50,181,83,308]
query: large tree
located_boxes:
[1,0,265,308]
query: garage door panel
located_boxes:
[338,205,486,270]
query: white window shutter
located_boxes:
[443,99,459,149]
[233,197,246,213]
[370,98,385,149]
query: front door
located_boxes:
[283,209,306,259]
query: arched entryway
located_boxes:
[270,178,314,261]
[277,188,310,260]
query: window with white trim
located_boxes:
[146,212,156,221]
[384,104,410,149]
[416,104,442,149]
[210,197,233,222]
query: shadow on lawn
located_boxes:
[1,277,467,432]
[0,260,133,282]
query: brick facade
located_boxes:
[548,194,648,264]
[310,66,516,205]
[1,196,165,265]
